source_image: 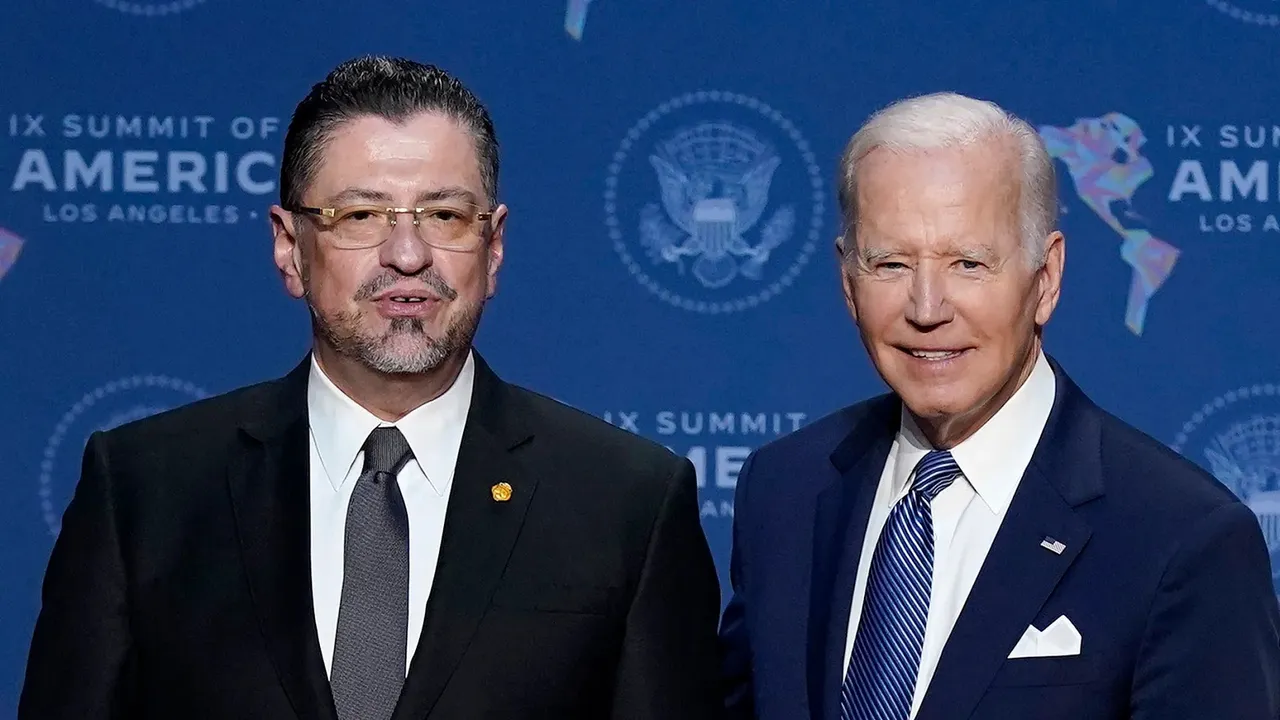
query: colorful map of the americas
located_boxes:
[1039,114,1180,335]
[0,227,23,283]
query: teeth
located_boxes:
[911,350,961,360]
[391,297,426,303]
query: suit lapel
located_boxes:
[913,464,1092,720]
[227,359,339,720]
[392,354,537,720]
[808,397,899,720]
[914,360,1104,720]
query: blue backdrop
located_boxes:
[2,0,1279,714]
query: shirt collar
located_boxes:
[891,349,1056,514]
[307,350,475,496]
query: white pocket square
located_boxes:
[1007,615,1081,659]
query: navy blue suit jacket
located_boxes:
[719,358,1280,719]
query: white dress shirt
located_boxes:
[842,350,1056,718]
[307,350,475,677]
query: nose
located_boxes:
[905,262,954,329]
[378,215,432,275]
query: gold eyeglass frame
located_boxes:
[291,203,494,251]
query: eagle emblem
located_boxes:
[638,122,795,289]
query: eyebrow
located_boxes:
[953,244,999,263]
[858,243,1000,264]
[858,246,896,264]
[320,185,481,207]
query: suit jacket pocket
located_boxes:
[988,655,1100,687]
[489,580,620,616]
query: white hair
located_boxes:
[836,92,1058,268]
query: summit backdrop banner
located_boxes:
[1,1,1278,712]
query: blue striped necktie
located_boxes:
[840,449,962,720]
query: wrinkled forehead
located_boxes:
[852,143,1021,247]
[855,139,1019,201]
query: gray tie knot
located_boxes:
[362,426,413,476]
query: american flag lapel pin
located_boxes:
[1040,536,1067,555]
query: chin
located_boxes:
[350,335,450,374]
[361,351,448,375]
[896,386,978,423]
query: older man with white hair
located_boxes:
[718,92,1280,720]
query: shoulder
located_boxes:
[1090,397,1239,509]
[497,384,697,537]
[1089,406,1278,639]
[501,383,688,480]
[724,393,896,514]
[90,371,298,473]
[1095,406,1241,518]
[61,371,301,518]
[1043,359,1240,524]
[1047,376,1250,565]
[747,392,897,472]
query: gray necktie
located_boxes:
[330,426,413,720]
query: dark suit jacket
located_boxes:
[20,352,724,719]
[719,357,1280,719]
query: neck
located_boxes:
[312,343,468,422]
[912,338,1042,449]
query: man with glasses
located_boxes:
[20,56,724,720]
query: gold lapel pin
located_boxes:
[491,482,513,502]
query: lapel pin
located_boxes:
[491,482,513,503]
[1040,536,1067,555]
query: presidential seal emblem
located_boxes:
[1172,383,1280,595]
[605,91,823,314]
[38,375,208,537]
[92,0,207,16]
[1204,0,1280,27]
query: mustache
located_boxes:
[353,269,459,302]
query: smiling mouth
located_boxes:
[903,349,968,360]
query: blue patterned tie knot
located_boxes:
[911,450,961,502]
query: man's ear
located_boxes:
[1034,230,1066,327]
[483,203,508,299]
[836,233,858,324]
[270,205,307,299]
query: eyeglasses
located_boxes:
[291,202,493,251]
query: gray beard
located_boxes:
[309,300,484,375]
